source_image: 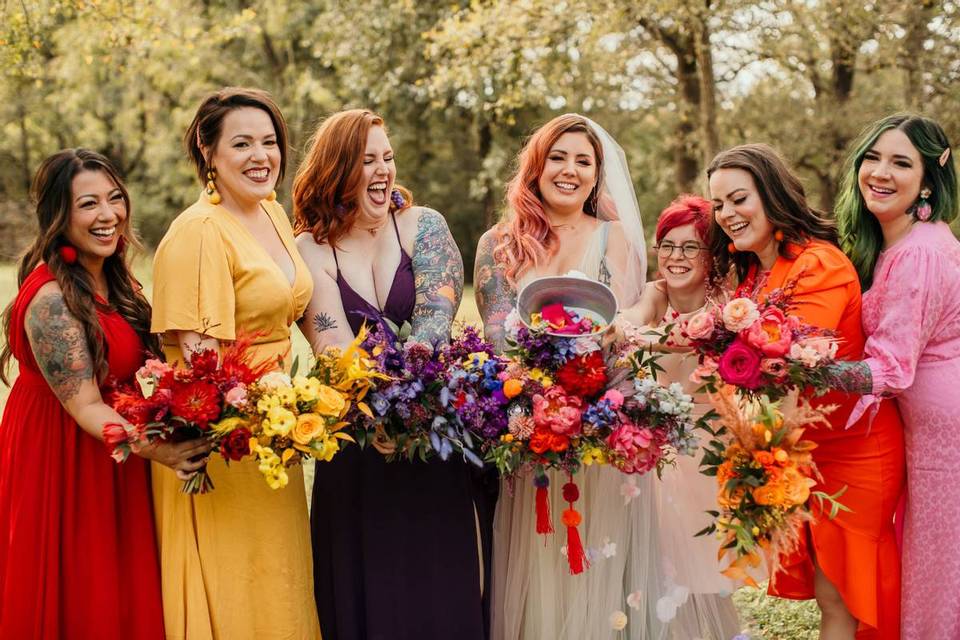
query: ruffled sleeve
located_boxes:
[779,243,857,331]
[151,214,236,341]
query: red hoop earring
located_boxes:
[727,242,737,254]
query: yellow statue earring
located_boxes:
[206,168,222,205]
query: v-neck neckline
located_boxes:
[214,201,299,289]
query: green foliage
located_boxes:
[733,583,820,639]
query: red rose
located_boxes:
[220,427,252,461]
[102,421,131,450]
[170,380,222,429]
[717,338,763,389]
[556,351,608,398]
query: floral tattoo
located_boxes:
[474,228,516,354]
[26,291,94,402]
[313,312,338,333]
[411,208,464,344]
[823,360,874,395]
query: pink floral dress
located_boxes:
[851,221,960,639]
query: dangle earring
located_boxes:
[266,190,277,202]
[59,244,78,264]
[727,242,737,254]
[390,188,406,210]
[913,187,933,222]
[205,168,222,205]
[774,229,784,242]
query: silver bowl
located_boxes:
[516,275,619,337]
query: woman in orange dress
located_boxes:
[707,144,905,640]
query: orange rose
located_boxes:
[717,486,746,509]
[753,451,775,467]
[292,413,327,445]
[782,467,814,506]
[753,482,787,506]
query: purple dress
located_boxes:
[850,221,960,639]
[310,215,484,640]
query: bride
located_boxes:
[475,114,670,639]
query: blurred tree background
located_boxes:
[1,0,958,277]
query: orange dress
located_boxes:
[758,240,905,639]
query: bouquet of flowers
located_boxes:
[103,336,272,493]
[696,385,849,586]
[482,308,701,574]
[682,281,838,399]
[355,321,505,467]
[212,330,385,489]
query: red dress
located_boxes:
[0,264,164,639]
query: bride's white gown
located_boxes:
[490,226,741,640]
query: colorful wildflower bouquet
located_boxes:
[356,321,506,467]
[103,336,272,493]
[682,281,839,397]
[696,386,848,585]
[214,330,384,489]
[483,306,700,574]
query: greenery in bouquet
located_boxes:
[683,280,839,401]
[102,336,273,494]
[357,320,506,467]
[697,386,849,586]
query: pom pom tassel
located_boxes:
[533,468,553,535]
[562,474,589,575]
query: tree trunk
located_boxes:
[694,5,719,173]
[675,47,702,194]
[902,1,935,109]
[477,118,497,229]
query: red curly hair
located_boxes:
[493,114,606,286]
[292,108,411,247]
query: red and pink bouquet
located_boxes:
[103,337,270,493]
[682,282,838,400]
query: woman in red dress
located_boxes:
[708,144,905,640]
[0,149,209,639]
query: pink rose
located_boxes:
[717,338,763,389]
[684,310,716,340]
[721,298,760,332]
[743,307,792,357]
[224,384,248,408]
[532,387,583,436]
[760,357,789,381]
[690,356,719,385]
[601,389,625,409]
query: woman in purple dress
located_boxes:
[292,108,483,640]
[832,113,960,639]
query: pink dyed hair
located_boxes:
[493,114,605,286]
[655,194,711,244]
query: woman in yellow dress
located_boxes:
[150,87,320,639]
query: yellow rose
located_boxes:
[293,375,322,402]
[314,385,346,417]
[292,412,327,445]
[264,406,296,436]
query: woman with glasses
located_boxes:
[622,195,742,639]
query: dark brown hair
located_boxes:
[1,149,158,384]
[184,87,289,184]
[706,143,838,283]
[292,108,411,248]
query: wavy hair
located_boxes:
[292,108,412,247]
[1,149,158,384]
[493,114,605,286]
[707,143,838,284]
[836,113,958,289]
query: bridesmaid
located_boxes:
[622,195,741,639]
[0,149,207,638]
[708,143,905,640]
[831,114,960,639]
[150,88,320,639]
[475,114,650,639]
[292,108,481,640]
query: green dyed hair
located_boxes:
[836,113,958,289]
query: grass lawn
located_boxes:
[0,259,818,638]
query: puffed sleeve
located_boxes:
[863,245,943,396]
[781,244,858,332]
[151,215,236,340]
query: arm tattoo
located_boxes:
[313,312,338,333]
[823,360,874,395]
[25,291,95,403]
[474,230,516,354]
[411,209,464,344]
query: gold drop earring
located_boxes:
[206,168,222,205]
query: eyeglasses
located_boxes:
[654,241,705,259]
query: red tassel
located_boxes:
[534,477,553,535]
[561,474,588,574]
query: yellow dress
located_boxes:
[150,195,320,640]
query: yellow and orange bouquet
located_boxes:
[210,329,385,489]
[697,385,848,586]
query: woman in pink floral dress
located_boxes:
[833,113,960,639]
